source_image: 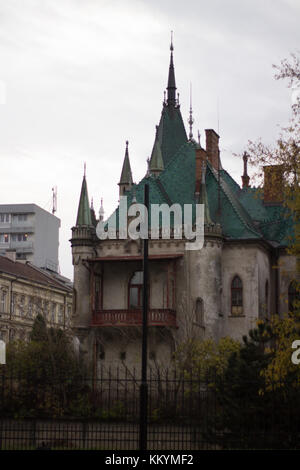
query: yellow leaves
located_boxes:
[174,336,241,381]
[261,314,300,391]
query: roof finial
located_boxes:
[167,32,176,106]
[146,157,150,177]
[99,197,105,221]
[241,151,250,188]
[198,130,201,147]
[84,162,86,178]
[188,83,194,141]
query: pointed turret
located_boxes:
[118,140,133,197]
[76,169,92,226]
[167,33,176,107]
[149,126,164,177]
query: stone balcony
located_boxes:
[91,309,177,327]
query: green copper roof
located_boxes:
[157,105,188,167]
[76,176,92,226]
[107,136,293,246]
[150,128,164,173]
[103,43,293,248]
[119,142,133,185]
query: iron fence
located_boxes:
[0,366,300,450]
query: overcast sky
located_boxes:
[0,0,299,279]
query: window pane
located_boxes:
[129,287,139,308]
[232,276,242,288]
[131,271,143,285]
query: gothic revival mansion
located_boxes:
[70,42,297,369]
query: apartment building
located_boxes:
[0,204,60,272]
[0,254,73,343]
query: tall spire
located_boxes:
[76,169,92,226]
[167,31,176,107]
[188,83,194,140]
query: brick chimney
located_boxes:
[195,147,207,196]
[205,129,220,170]
[263,165,284,204]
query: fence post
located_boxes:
[140,183,149,451]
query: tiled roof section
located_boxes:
[209,168,293,244]
[206,164,262,239]
[157,105,187,167]
[238,187,293,243]
[0,256,72,291]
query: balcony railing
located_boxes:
[91,309,177,327]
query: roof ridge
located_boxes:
[0,256,71,291]
[208,163,261,237]
[154,178,173,205]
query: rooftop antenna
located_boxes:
[188,83,194,140]
[52,186,57,215]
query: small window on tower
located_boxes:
[195,298,204,327]
[231,275,243,315]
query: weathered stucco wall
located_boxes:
[221,244,262,341]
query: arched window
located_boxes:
[231,275,243,315]
[288,281,300,314]
[129,271,143,309]
[195,298,204,327]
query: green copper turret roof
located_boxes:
[150,126,164,173]
[76,175,92,226]
[119,141,133,185]
[155,41,187,167]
